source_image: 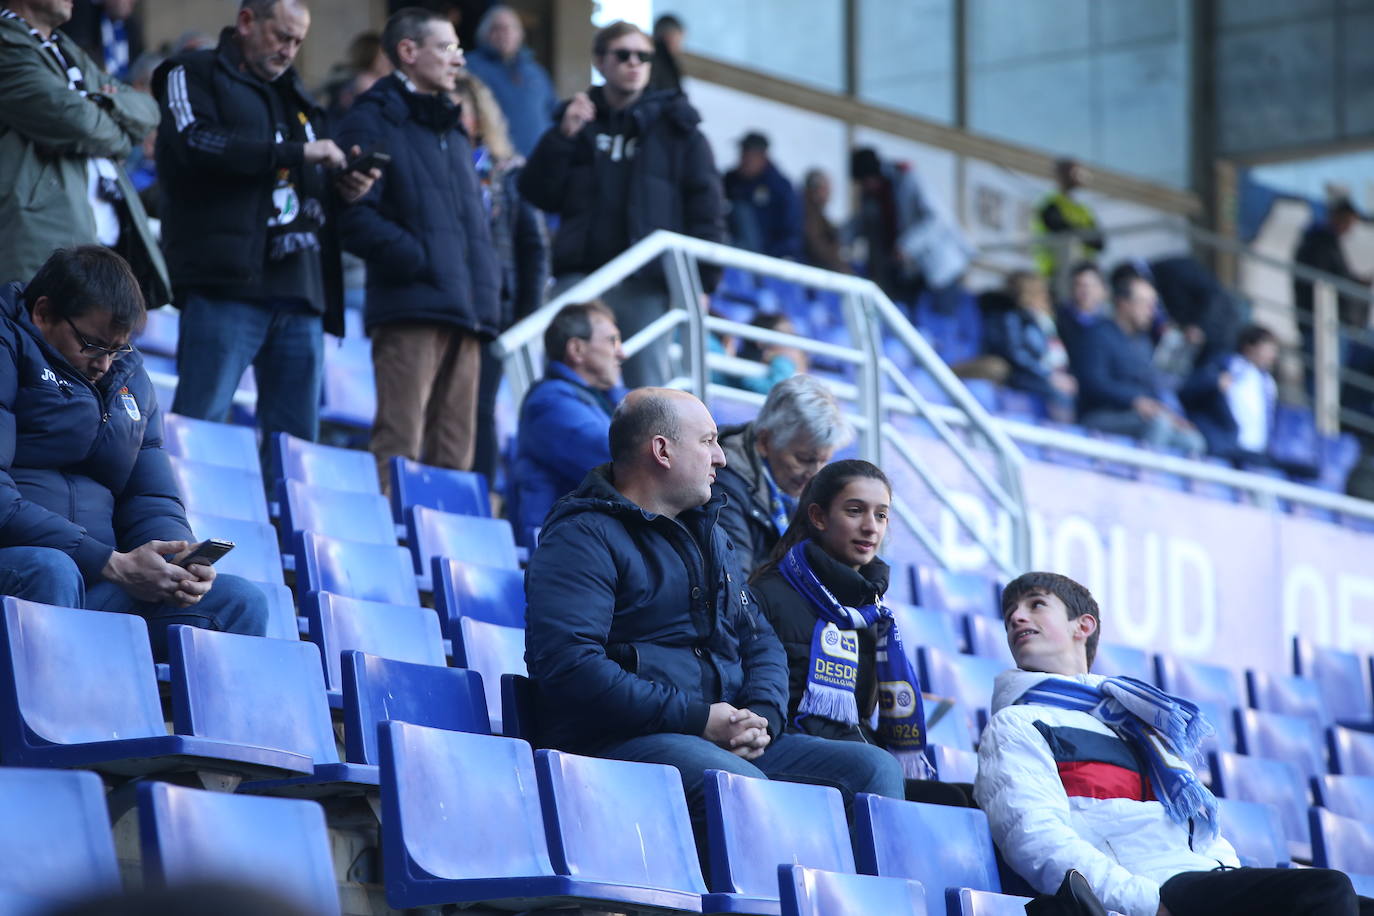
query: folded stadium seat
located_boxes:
[1293,637,1374,726]
[134,306,179,356]
[454,617,525,735]
[1309,807,1374,874]
[0,767,119,912]
[927,744,978,783]
[1215,798,1290,867]
[406,506,519,589]
[379,721,705,911]
[167,456,271,524]
[168,625,378,797]
[1311,773,1374,823]
[1234,707,1327,783]
[950,889,1034,915]
[137,782,340,916]
[702,769,854,915]
[854,795,1000,910]
[319,335,375,432]
[1154,654,1245,712]
[924,695,980,752]
[0,599,311,778]
[1329,725,1374,776]
[341,651,490,767]
[888,602,966,657]
[912,566,1000,618]
[389,456,490,523]
[293,531,419,606]
[433,557,525,645]
[1090,642,1156,684]
[184,511,285,586]
[163,412,260,471]
[279,479,398,546]
[777,865,926,916]
[918,647,1006,733]
[273,432,380,494]
[1209,751,1311,862]
[961,613,1014,665]
[1268,404,1321,474]
[299,592,446,708]
[1246,670,1329,726]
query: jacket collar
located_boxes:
[990,668,1104,715]
[800,540,890,606]
[0,283,143,393]
[543,463,727,534]
[213,26,313,109]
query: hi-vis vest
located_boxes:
[1032,190,1100,277]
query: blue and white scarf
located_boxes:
[760,459,795,535]
[1018,675,1219,838]
[780,541,932,778]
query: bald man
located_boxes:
[524,389,904,836]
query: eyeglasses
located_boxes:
[610,48,654,65]
[63,316,133,360]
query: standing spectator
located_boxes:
[320,32,393,117]
[801,169,850,274]
[724,132,802,260]
[461,5,556,157]
[1033,157,1104,283]
[153,0,377,454]
[337,6,500,487]
[1293,198,1371,391]
[0,0,167,305]
[981,271,1076,421]
[647,13,685,94]
[452,71,549,494]
[511,301,625,546]
[1149,255,1241,369]
[521,20,724,389]
[1181,324,1281,464]
[1073,272,1205,455]
[1055,261,1107,367]
[60,0,141,80]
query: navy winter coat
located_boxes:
[0,283,191,581]
[524,465,790,755]
[336,74,501,337]
[1071,319,1161,415]
[723,161,802,260]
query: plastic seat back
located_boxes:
[1312,773,1374,823]
[778,865,926,916]
[1293,638,1373,724]
[914,566,997,617]
[951,889,1034,916]
[1310,807,1374,872]
[535,749,707,895]
[168,455,270,523]
[927,744,978,783]
[918,647,1006,730]
[1330,725,1374,776]
[185,512,284,585]
[456,618,526,732]
[961,613,1013,664]
[274,432,379,493]
[887,602,964,657]
[1215,798,1289,867]
[1246,670,1328,725]
[302,592,445,693]
[1235,707,1325,783]
[924,695,979,752]
[0,767,119,907]
[295,531,419,605]
[1210,751,1310,861]
[1091,642,1155,684]
[1155,655,1244,711]
[407,506,518,574]
[163,413,259,472]
[1193,698,1236,756]
[434,557,526,630]
[342,651,489,765]
[256,581,303,641]
[138,781,339,915]
[855,795,999,897]
[390,457,490,522]
[282,479,396,546]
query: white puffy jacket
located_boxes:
[973,670,1239,916]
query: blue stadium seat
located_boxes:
[341,651,489,766]
[433,557,526,635]
[256,580,304,641]
[1210,751,1311,862]
[778,865,926,916]
[0,768,119,911]
[888,602,965,656]
[1269,404,1320,471]
[280,479,397,546]
[535,749,708,912]
[1310,807,1374,873]
[300,592,446,705]
[319,337,375,431]
[1234,708,1326,783]
[925,695,979,752]
[1330,725,1374,776]
[274,432,379,494]
[407,506,519,582]
[1155,654,1244,711]
[163,412,259,471]
[168,455,270,523]
[455,617,526,734]
[138,782,339,915]
[961,613,1013,664]
[1246,670,1328,725]
[913,566,999,617]
[1348,872,1374,898]
[294,531,419,606]
[703,769,854,915]
[0,598,311,778]
[951,889,1034,916]
[1091,642,1155,684]
[1215,798,1289,867]
[919,647,1007,731]
[135,306,179,356]
[854,795,1000,906]
[390,456,490,522]
[168,625,378,796]
[1293,638,1373,725]
[1311,773,1374,823]
[1194,698,1237,756]
[928,744,978,783]
[185,511,284,585]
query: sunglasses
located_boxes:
[63,315,133,360]
[610,48,654,65]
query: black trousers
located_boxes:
[1160,867,1374,916]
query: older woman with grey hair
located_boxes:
[714,374,855,574]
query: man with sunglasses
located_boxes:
[0,247,268,658]
[521,19,724,389]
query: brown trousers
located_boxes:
[369,322,481,489]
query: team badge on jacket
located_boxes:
[119,387,140,421]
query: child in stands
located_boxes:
[976,571,1371,916]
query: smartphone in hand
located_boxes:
[346,149,391,174]
[176,538,235,568]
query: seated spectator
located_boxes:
[724,132,802,260]
[735,313,807,394]
[511,302,625,544]
[976,571,1371,916]
[715,375,852,574]
[1110,262,1201,393]
[524,388,904,836]
[462,5,557,158]
[647,13,685,94]
[1181,324,1281,465]
[0,247,267,658]
[980,271,1076,421]
[1073,272,1205,455]
[801,169,851,274]
[1056,261,1107,366]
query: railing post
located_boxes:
[842,289,882,463]
[1314,279,1340,436]
[664,249,708,397]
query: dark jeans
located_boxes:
[473,341,503,485]
[0,545,269,660]
[1160,867,1374,916]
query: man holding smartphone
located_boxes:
[0,247,268,658]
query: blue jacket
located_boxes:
[1071,319,1161,415]
[982,306,1058,400]
[336,74,501,337]
[0,283,192,581]
[524,465,790,755]
[462,45,558,158]
[723,161,802,260]
[511,362,623,543]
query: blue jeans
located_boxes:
[0,546,269,660]
[172,294,324,446]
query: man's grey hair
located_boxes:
[475,4,518,48]
[754,374,853,451]
[382,6,445,68]
[609,392,682,465]
[240,0,303,18]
